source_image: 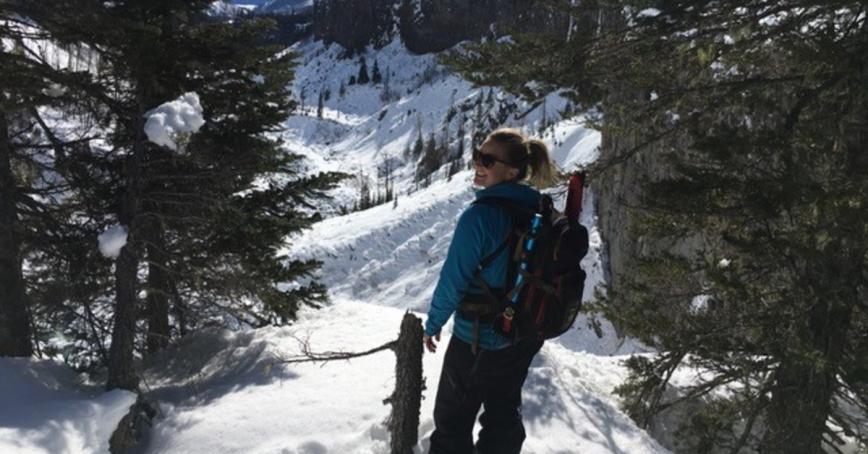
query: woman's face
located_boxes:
[473,141,519,189]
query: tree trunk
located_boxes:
[144,218,170,354]
[764,78,868,453]
[385,312,424,454]
[106,153,142,391]
[0,110,33,357]
[761,299,853,454]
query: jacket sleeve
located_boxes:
[425,205,489,336]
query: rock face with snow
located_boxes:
[594,109,710,332]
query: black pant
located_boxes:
[429,336,544,454]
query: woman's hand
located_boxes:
[423,333,440,353]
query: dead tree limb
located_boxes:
[384,312,424,454]
[271,312,425,454]
[272,337,397,365]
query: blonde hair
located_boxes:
[485,127,561,188]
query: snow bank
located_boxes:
[0,358,137,454]
[143,92,205,151]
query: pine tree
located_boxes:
[0,18,39,357]
[29,1,345,389]
[416,132,443,186]
[425,133,436,159]
[412,131,424,158]
[358,173,371,210]
[444,2,868,452]
[0,12,95,358]
[317,88,324,119]
[379,69,392,103]
[371,59,382,84]
[537,96,547,134]
[456,111,466,159]
[448,115,466,179]
[0,112,33,357]
[471,94,487,153]
[357,56,370,85]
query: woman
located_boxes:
[424,127,559,454]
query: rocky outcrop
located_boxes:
[593,113,699,331]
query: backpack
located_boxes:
[459,175,589,349]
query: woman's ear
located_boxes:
[509,167,519,180]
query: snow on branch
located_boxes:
[143,92,205,151]
[98,224,128,259]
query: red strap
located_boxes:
[565,172,585,221]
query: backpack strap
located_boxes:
[460,197,536,352]
[464,234,510,354]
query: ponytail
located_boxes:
[524,138,560,189]
[485,128,561,189]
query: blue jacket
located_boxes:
[425,181,542,350]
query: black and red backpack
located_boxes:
[459,173,589,350]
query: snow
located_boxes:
[0,358,136,454]
[139,301,665,454]
[143,92,205,151]
[98,224,128,259]
[637,8,661,18]
[2,36,667,454]
[43,83,66,98]
[689,295,710,314]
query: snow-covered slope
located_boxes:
[0,359,136,454]
[0,37,659,454]
[282,37,638,355]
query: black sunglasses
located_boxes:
[472,149,513,168]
